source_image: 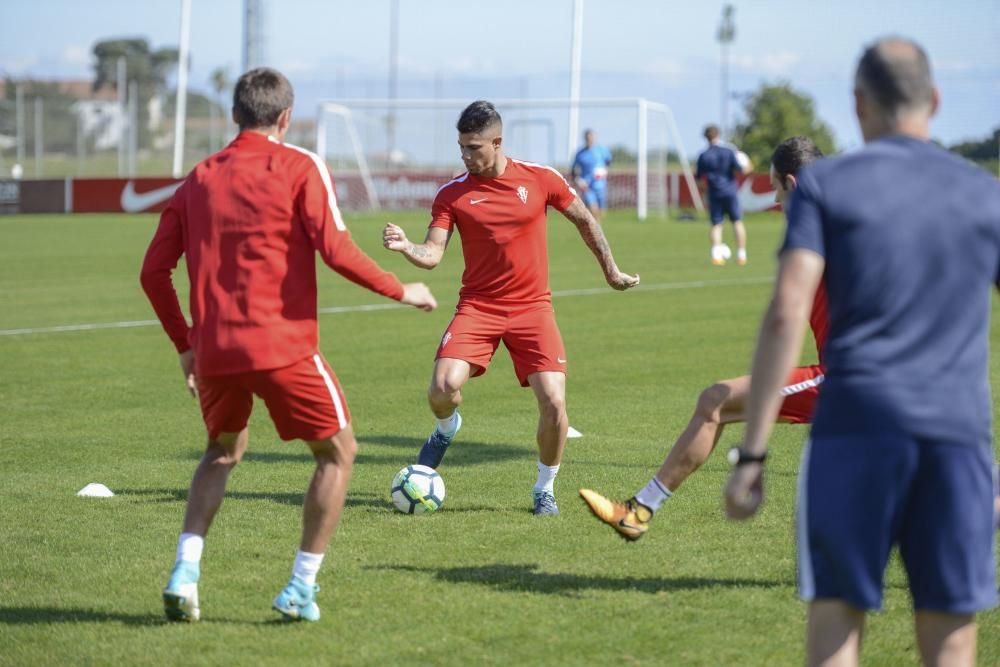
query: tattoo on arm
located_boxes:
[563,197,616,275]
[408,244,431,259]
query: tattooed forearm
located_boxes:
[563,197,616,276]
[399,240,443,269]
[408,244,431,258]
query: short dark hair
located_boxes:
[233,68,294,130]
[457,100,502,134]
[855,37,934,119]
[771,136,824,187]
[704,125,720,141]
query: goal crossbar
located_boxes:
[316,97,704,219]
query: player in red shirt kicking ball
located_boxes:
[383,100,639,516]
[580,136,827,540]
[141,68,437,623]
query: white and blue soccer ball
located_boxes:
[390,464,446,514]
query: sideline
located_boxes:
[0,276,774,337]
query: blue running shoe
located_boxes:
[417,412,462,469]
[272,575,321,622]
[533,491,560,517]
[163,560,200,622]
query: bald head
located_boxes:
[855,37,936,129]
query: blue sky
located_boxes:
[3,0,998,159]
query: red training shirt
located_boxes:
[140,131,404,377]
[810,280,829,366]
[430,158,576,304]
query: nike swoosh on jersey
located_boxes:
[557,357,567,363]
[120,181,183,213]
[469,197,488,205]
[736,179,778,213]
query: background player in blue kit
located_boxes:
[572,129,613,221]
[724,37,999,667]
[696,124,750,265]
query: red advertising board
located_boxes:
[5,172,781,215]
[71,178,184,214]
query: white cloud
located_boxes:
[640,57,686,84]
[0,56,40,74]
[62,46,91,66]
[732,50,801,77]
[279,60,318,75]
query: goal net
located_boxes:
[315,97,703,220]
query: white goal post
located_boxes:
[315,97,704,221]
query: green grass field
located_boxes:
[1,210,998,666]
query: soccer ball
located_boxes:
[720,243,733,260]
[390,464,446,514]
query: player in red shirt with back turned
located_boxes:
[140,68,436,623]
[383,101,639,516]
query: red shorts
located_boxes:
[436,300,566,387]
[778,364,824,424]
[197,353,350,441]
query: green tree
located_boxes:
[731,82,836,167]
[92,38,179,147]
[950,128,999,162]
[2,78,78,153]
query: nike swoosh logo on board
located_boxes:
[120,181,183,213]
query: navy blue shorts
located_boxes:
[708,193,741,225]
[796,433,998,613]
[582,184,607,210]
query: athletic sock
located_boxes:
[737,248,747,261]
[176,532,204,565]
[436,410,460,437]
[292,550,325,586]
[634,477,672,514]
[533,461,560,496]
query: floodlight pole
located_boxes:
[15,83,25,171]
[128,81,138,176]
[117,57,126,176]
[172,0,191,178]
[34,97,43,178]
[243,0,261,71]
[717,5,735,137]
[387,0,399,163]
[567,0,584,163]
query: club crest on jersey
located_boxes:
[517,186,528,204]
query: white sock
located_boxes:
[292,550,325,586]
[533,461,560,496]
[737,248,747,260]
[176,532,204,564]
[436,410,459,436]
[634,477,672,513]
[711,244,723,259]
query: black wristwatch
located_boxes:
[727,447,768,466]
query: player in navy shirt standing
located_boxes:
[724,38,999,667]
[696,124,750,265]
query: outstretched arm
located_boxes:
[383,224,449,270]
[723,249,823,520]
[560,196,639,290]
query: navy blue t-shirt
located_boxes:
[783,134,1000,443]
[696,144,739,198]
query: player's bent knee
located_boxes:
[536,394,567,424]
[428,377,462,403]
[695,383,731,421]
[309,430,357,466]
[205,432,247,466]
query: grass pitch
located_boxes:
[1,209,998,666]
